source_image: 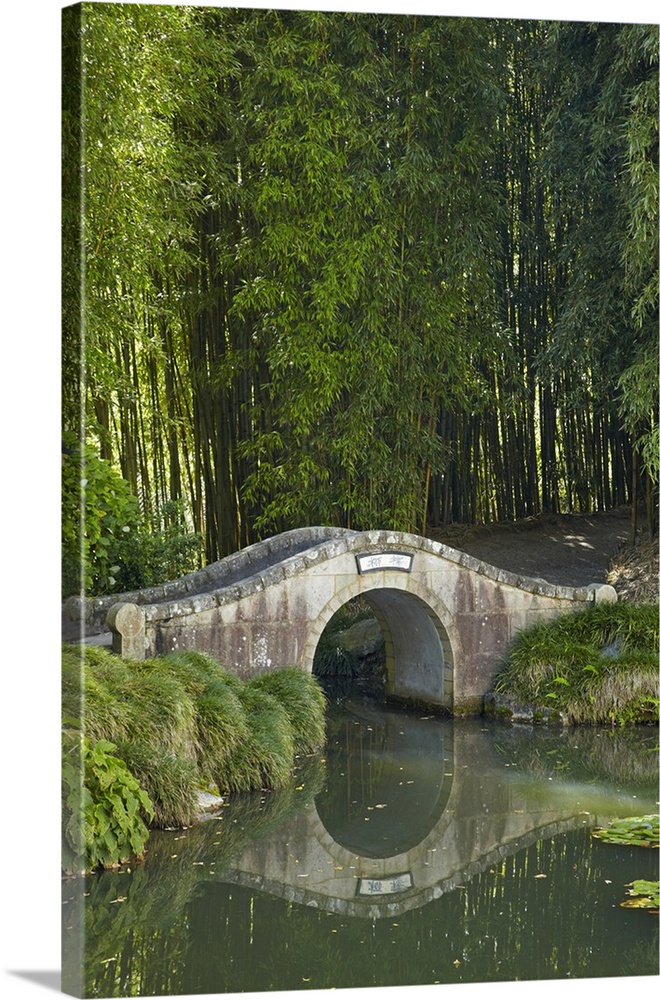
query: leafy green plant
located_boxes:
[62,442,202,599]
[62,439,141,597]
[62,733,154,874]
[118,499,203,592]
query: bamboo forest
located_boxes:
[62,4,658,597]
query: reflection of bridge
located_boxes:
[218,709,640,920]
[63,526,616,714]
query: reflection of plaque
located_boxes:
[357,872,414,896]
[356,552,413,574]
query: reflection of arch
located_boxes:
[226,810,599,921]
[315,709,455,859]
[305,577,463,710]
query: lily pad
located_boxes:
[620,880,660,910]
[592,814,659,849]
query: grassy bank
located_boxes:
[490,602,659,726]
[62,645,326,874]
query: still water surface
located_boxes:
[63,697,659,997]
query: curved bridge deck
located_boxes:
[63,526,616,714]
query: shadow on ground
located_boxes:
[432,508,633,589]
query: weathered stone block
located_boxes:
[107,602,146,660]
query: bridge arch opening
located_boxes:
[311,585,453,711]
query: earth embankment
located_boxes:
[431,508,657,602]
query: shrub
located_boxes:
[61,441,202,599]
[116,499,203,592]
[61,440,142,597]
[493,602,659,725]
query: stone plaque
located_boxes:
[356,552,413,574]
[356,872,413,896]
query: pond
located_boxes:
[62,696,659,997]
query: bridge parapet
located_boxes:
[62,525,354,640]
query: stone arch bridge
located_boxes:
[63,526,616,714]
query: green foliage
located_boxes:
[61,438,141,597]
[61,440,202,599]
[621,880,660,910]
[592,814,659,849]
[64,7,659,562]
[62,731,154,875]
[234,11,502,536]
[62,644,328,870]
[247,667,327,755]
[493,602,659,724]
[118,500,203,593]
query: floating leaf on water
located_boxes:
[592,815,659,849]
[621,879,660,910]
[620,897,657,909]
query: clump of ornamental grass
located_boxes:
[157,649,244,696]
[62,644,136,745]
[115,739,199,829]
[137,651,250,787]
[223,686,296,793]
[126,660,199,763]
[493,602,659,725]
[62,643,328,871]
[248,667,326,754]
[556,601,658,650]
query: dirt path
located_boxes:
[431,508,633,588]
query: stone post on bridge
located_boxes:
[107,602,146,660]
